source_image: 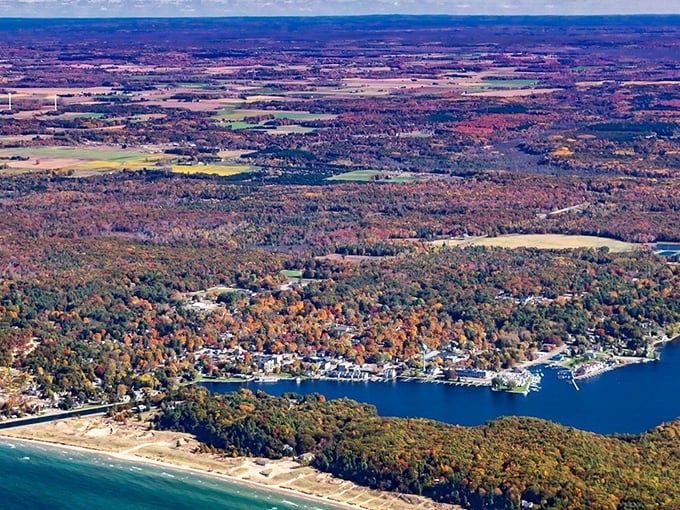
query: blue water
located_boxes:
[1,345,676,510]
[203,340,680,435]
[0,440,341,510]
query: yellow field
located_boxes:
[431,234,638,252]
[71,154,168,172]
[170,164,256,176]
[0,147,173,176]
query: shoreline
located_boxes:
[0,414,460,510]
[189,339,680,395]
[2,435,362,510]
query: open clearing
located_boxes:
[0,146,169,174]
[327,170,433,183]
[327,170,381,182]
[218,108,334,134]
[217,108,335,122]
[0,146,256,176]
[431,234,638,252]
[0,147,153,160]
[170,164,256,176]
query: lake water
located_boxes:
[0,439,342,510]
[3,344,676,510]
[202,340,680,435]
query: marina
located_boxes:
[202,340,680,435]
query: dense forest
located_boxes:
[157,386,680,510]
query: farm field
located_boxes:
[327,170,430,183]
[327,170,382,182]
[431,234,639,252]
[0,147,170,174]
[217,108,335,133]
[169,164,257,176]
[216,108,336,121]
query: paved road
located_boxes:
[0,404,117,430]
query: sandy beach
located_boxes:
[0,414,461,510]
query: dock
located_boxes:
[571,377,580,391]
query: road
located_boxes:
[0,403,117,430]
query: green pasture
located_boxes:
[62,112,107,119]
[228,121,264,131]
[327,170,381,182]
[480,78,538,88]
[327,170,426,183]
[282,269,303,279]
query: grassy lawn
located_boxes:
[560,353,607,370]
[282,269,303,279]
[506,381,530,393]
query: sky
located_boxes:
[1,0,680,17]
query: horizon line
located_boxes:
[2,13,680,20]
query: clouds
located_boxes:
[1,0,679,17]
